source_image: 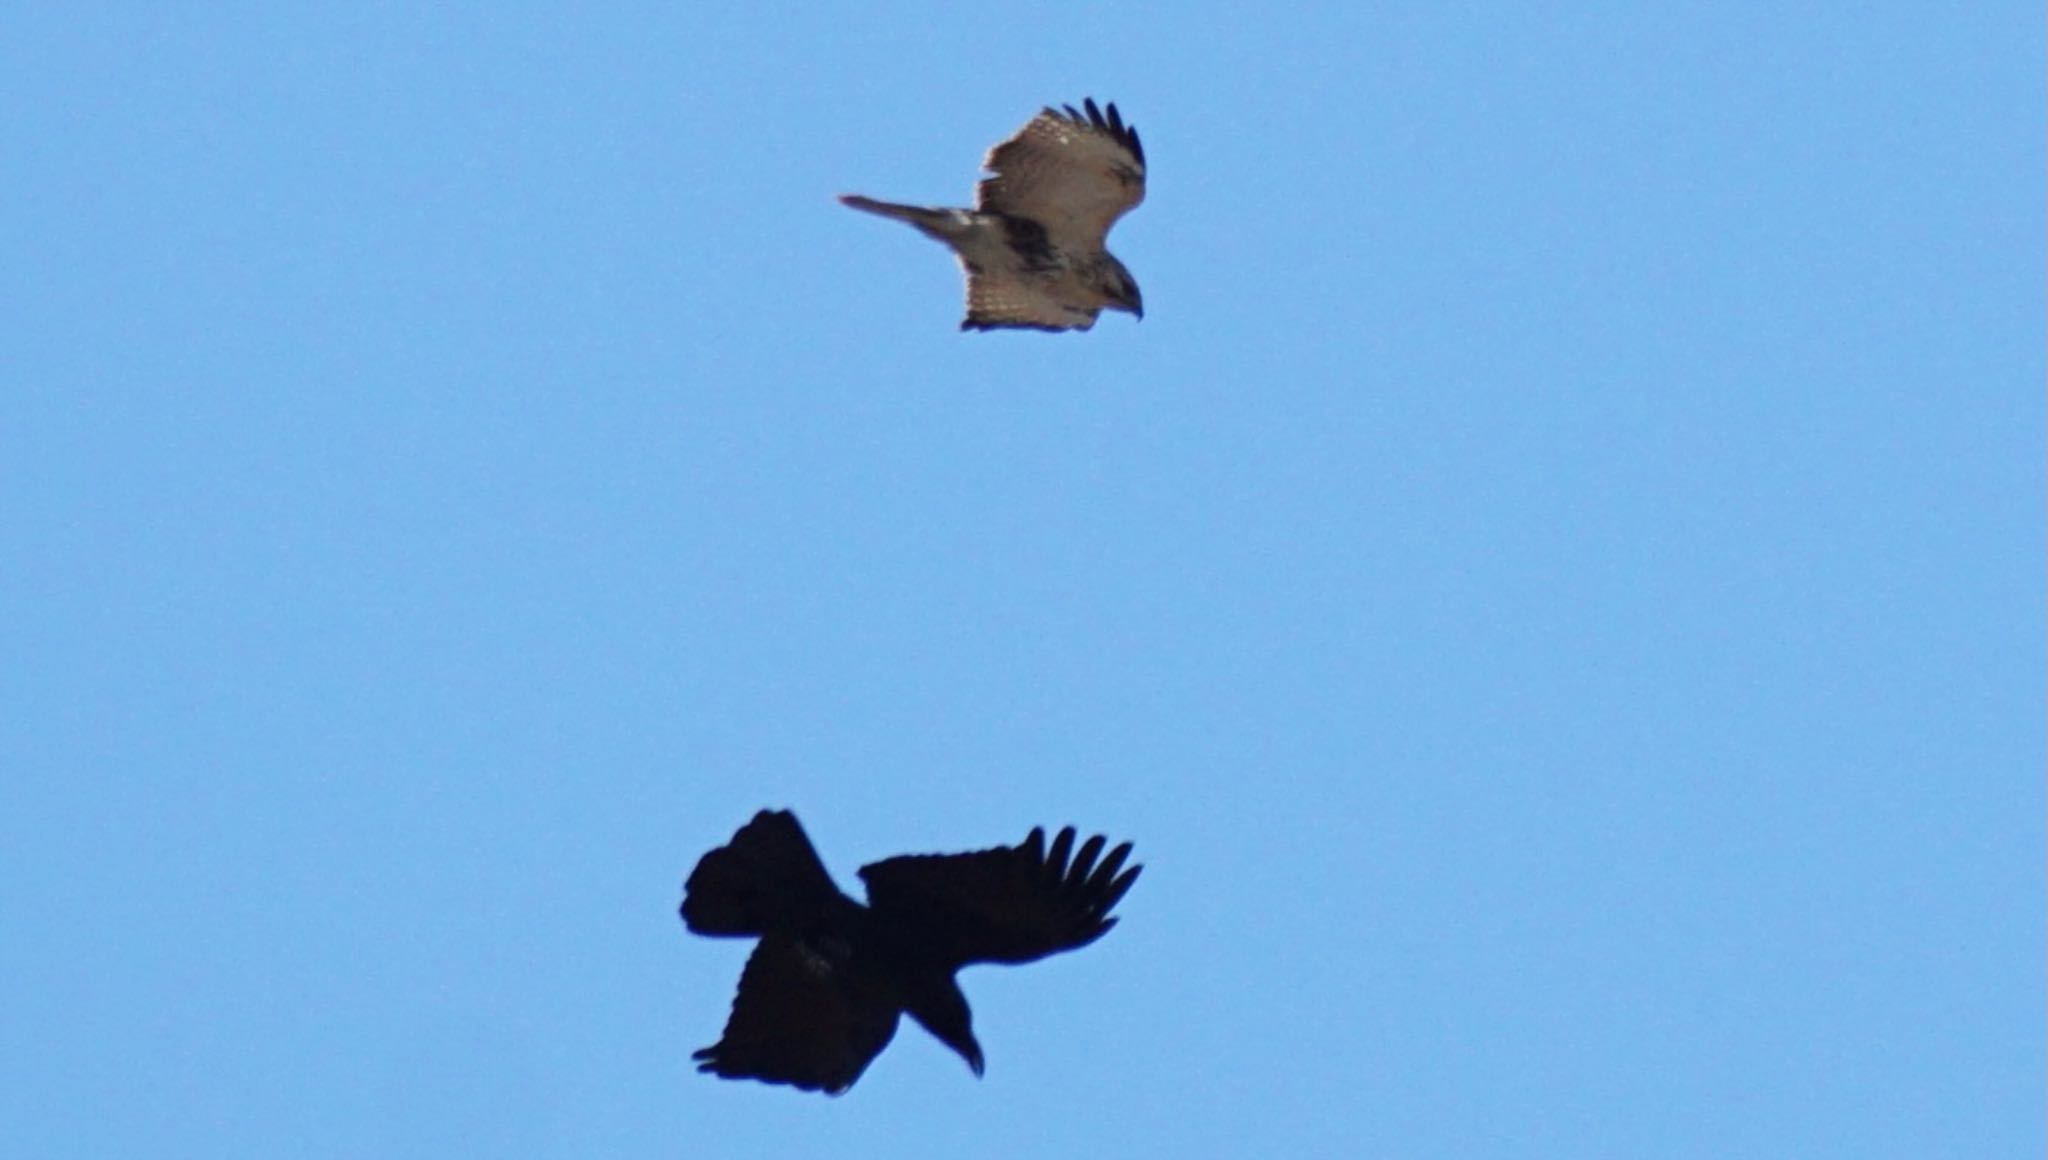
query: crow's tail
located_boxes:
[681,810,842,936]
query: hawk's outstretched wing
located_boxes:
[858,826,1142,968]
[691,934,901,1095]
[976,99,1146,254]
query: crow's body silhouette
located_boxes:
[680,810,1141,1094]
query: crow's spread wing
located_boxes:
[858,826,1141,968]
[681,809,845,937]
[691,934,901,1096]
[976,99,1145,253]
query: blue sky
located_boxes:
[3,4,2041,1157]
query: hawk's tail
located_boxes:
[681,810,842,937]
[838,194,962,240]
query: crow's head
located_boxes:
[906,976,985,1078]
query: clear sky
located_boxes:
[3,5,2041,1158]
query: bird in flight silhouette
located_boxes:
[680,810,1141,1094]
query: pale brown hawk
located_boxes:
[841,98,1146,332]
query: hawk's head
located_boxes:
[1099,255,1144,320]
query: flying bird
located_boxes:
[840,98,1146,332]
[680,809,1142,1094]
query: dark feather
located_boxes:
[1059,97,1143,166]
